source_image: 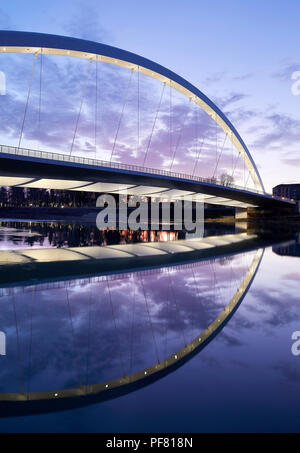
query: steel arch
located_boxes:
[0,30,265,192]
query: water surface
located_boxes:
[0,221,299,433]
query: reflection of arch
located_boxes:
[0,30,264,192]
[0,248,263,417]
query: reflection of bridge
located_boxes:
[0,31,296,211]
[0,237,263,416]
[0,232,268,288]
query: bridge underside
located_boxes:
[0,151,295,209]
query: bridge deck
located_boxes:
[0,145,295,208]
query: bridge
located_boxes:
[0,31,295,211]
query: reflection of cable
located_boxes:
[106,278,125,377]
[163,274,171,360]
[167,269,187,348]
[191,266,200,338]
[210,259,227,311]
[141,277,160,364]
[27,286,35,396]
[66,288,82,388]
[129,276,137,374]
[12,294,25,394]
[85,286,93,389]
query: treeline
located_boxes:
[0,186,99,207]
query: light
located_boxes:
[54,393,58,397]
[144,371,147,375]
[105,384,109,388]
[174,355,178,359]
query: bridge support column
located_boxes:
[235,208,248,220]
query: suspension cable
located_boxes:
[137,67,140,159]
[170,97,192,171]
[143,82,166,167]
[95,58,98,159]
[110,68,134,162]
[212,132,228,180]
[192,136,205,177]
[70,58,93,156]
[193,104,198,172]
[215,119,218,166]
[192,104,205,176]
[231,151,241,182]
[18,52,38,149]
[245,171,251,189]
[169,81,172,164]
[38,50,43,150]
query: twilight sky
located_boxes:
[0,0,300,192]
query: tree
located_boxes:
[220,173,234,187]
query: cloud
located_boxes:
[272,63,300,82]
[252,112,300,151]
[0,8,12,29]
[63,2,112,44]
[232,73,253,81]
[217,92,249,109]
[272,361,300,384]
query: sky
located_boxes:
[0,0,300,192]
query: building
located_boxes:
[273,183,300,200]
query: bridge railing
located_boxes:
[0,144,273,198]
